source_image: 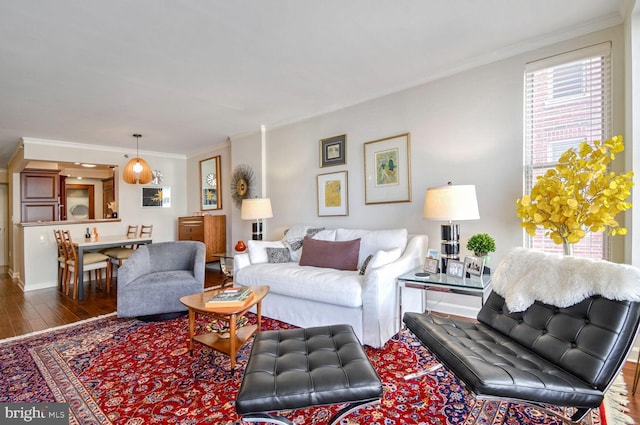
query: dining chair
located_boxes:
[61,230,112,298]
[140,224,153,238]
[104,224,152,276]
[53,229,66,290]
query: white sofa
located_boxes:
[233,226,428,347]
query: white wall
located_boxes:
[231,25,628,270]
[229,131,264,244]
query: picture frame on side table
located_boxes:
[200,155,222,210]
[427,248,440,260]
[142,187,171,208]
[363,133,411,204]
[320,134,346,167]
[317,171,348,216]
[446,259,465,278]
[464,255,485,277]
[423,257,439,274]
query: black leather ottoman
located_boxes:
[236,325,382,425]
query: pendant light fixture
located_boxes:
[123,133,152,184]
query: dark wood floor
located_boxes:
[0,268,227,339]
[0,271,638,422]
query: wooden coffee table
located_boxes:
[180,285,269,369]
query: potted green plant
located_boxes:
[466,233,496,257]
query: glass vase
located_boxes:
[562,240,574,256]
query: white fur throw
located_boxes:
[492,247,640,312]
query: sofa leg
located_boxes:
[404,363,442,381]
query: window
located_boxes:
[523,43,611,259]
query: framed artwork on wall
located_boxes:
[317,171,348,216]
[142,187,171,208]
[363,133,411,204]
[200,155,221,210]
[320,134,347,167]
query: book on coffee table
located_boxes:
[205,287,254,308]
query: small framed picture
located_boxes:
[446,259,465,278]
[141,186,171,208]
[427,248,440,260]
[317,171,348,216]
[464,256,485,277]
[423,257,439,274]
[320,134,346,167]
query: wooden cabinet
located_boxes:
[178,215,226,262]
[21,169,60,222]
[102,178,115,218]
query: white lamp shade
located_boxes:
[423,184,480,221]
[241,198,273,220]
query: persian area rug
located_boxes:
[0,313,632,425]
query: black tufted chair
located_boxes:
[403,291,640,423]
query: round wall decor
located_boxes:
[231,164,255,208]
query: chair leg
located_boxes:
[72,270,79,300]
[64,267,71,296]
[106,262,112,293]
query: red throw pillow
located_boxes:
[298,236,361,271]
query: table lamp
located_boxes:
[423,183,479,272]
[241,198,273,240]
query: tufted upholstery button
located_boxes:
[571,343,577,348]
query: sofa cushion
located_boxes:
[248,240,287,264]
[283,225,326,261]
[266,247,292,263]
[369,247,403,269]
[336,228,407,268]
[236,262,363,308]
[299,236,360,271]
[358,248,403,275]
[359,255,373,275]
[312,229,337,241]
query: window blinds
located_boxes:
[523,42,611,259]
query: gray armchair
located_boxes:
[117,241,206,318]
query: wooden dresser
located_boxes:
[178,215,226,262]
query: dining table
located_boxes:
[74,235,152,300]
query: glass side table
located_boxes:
[397,268,492,330]
[213,252,235,288]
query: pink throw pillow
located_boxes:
[298,236,361,271]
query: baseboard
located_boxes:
[22,281,57,291]
[8,267,19,280]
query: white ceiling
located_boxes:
[0,0,627,168]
